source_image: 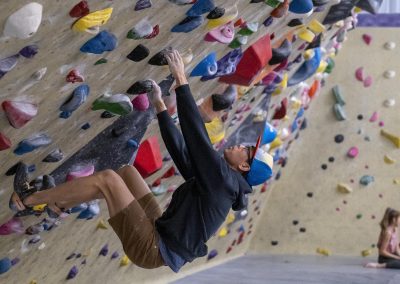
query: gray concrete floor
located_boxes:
[172,254,400,284]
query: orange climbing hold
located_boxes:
[308,80,320,98]
[133,136,163,178]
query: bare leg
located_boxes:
[115,165,151,200]
[364,262,387,268]
[24,169,134,218]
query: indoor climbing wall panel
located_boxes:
[250,27,400,259]
[0,0,361,283]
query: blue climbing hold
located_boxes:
[80,30,117,54]
[76,202,99,219]
[111,251,119,259]
[99,244,109,256]
[127,139,139,148]
[171,16,204,33]
[261,122,277,145]
[207,249,218,260]
[0,257,11,275]
[360,175,375,186]
[14,133,52,155]
[81,123,91,130]
[69,203,88,214]
[186,0,215,16]
[288,48,321,87]
[190,52,217,77]
[60,84,90,115]
[201,48,243,81]
[19,45,38,58]
[289,0,314,14]
[67,266,78,280]
[291,107,305,132]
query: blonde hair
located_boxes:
[380,207,400,231]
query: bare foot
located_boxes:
[364,262,385,268]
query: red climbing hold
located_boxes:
[272,98,288,120]
[0,132,11,151]
[66,69,84,83]
[69,1,90,18]
[234,18,245,28]
[144,25,159,39]
[133,136,162,178]
[219,34,272,86]
[2,101,38,129]
[162,166,175,178]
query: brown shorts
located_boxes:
[108,193,165,269]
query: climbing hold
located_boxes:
[151,185,167,196]
[360,175,375,186]
[190,52,217,77]
[218,227,228,238]
[288,18,303,27]
[171,16,204,33]
[60,84,90,118]
[0,132,11,151]
[66,164,95,181]
[31,67,47,81]
[99,244,109,256]
[127,19,154,39]
[19,45,38,58]
[299,227,306,233]
[158,74,175,96]
[127,139,138,148]
[204,22,234,44]
[133,136,162,178]
[263,16,274,27]
[69,1,90,18]
[92,94,133,116]
[94,58,108,65]
[66,69,84,83]
[355,67,364,81]
[271,241,279,246]
[11,258,20,266]
[2,101,38,129]
[205,118,225,144]
[332,85,345,106]
[384,70,396,79]
[111,251,119,259]
[81,123,90,130]
[261,122,278,145]
[29,235,41,244]
[80,30,117,54]
[0,258,12,275]
[120,255,130,266]
[269,39,292,65]
[337,183,352,194]
[316,248,331,256]
[347,147,359,158]
[363,75,372,87]
[308,19,325,33]
[3,2,43,39]
[206,4,238,30]
[384,41,396,50]
[265,0,281,8]
[297,27,314,42]
[43,148,64,162]
[383,99,395,108]
[334,134,344,143]
[77,201,100,219]
[67,266,78,280]
[381,129,400,148]
[38,242,46,250]
[362,249,372,257]
[394,179,400,185]
[135,0,152,11]
[0,217,24,235]
[211,85,237,111]
[187,0,215,16]
[272,98,287,120]
[271,0,289,18]
[369,111,378,122]
[207,7,225,19]
[132,94,150,111]
[14,133,52,155]
[362,34,372,45]
[207,249,218,260]
[127,80,154,95]
[288,48,321,86]
[384,155,396,164]
[333,104,346,121]
[148,48,172,66]
[228,35,248,49]
[127,44,150,62]
[72,8,113,33]
[238,22,258,36]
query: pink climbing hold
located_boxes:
[355,67,364,81]
[131,94,149,111]
[369,111,378,122]
[379,121,384,127]
[362,34,372,45]
[0,132,11,151]
[0,217,24,235]
[2,101,38,129]
[66,164,95,181]
[347,147,359,158]
[363,75,372,87]
[66,70,84,83]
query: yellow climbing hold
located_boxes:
[282,115,290,122]
[206,5,238,30]
[120,255,130,266]
[72,8,113,32]
[32,204,47,211]
[316,248,331,256]
[238,86,250,97]
[297,28,315,43]
[354,7,363,13]
[303,49,314,60]
[30,280,37,284]
[394,179,400,185]
[381,129,400,148]
[317,60,328,73]
[226,213,235,225]
[97,219,108,230]
[337,183,352,194]
[272,87,282,96]
[218,227,228,238]
[308,19,325,34]
[83,248,92,257]
[269,136,283,150]
[362,249,372,257]
[205,118,225,144]
[291,98,302,110]
[384,155,396,164]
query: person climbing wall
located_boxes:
[8,50,273,272]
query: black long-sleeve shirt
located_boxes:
[155,85,253,262]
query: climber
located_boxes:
[9,50,273,272]
[365,207,400,269]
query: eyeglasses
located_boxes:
[239,145,253,165]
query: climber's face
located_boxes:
[223,145,254,173]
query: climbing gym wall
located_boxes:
[0,0,374,283]
[250,26,400,258]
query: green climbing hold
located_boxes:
[94,58,107,65]
[324,57,335,74]
[92,94,133,116]
[356,214,362,219]
[332,85,345,106]
[238,22,258,36]
[333,104,346,121]
[228,36,248,49]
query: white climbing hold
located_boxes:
[31,67,47,81]
[384,41,396,50]
[3,3,43,39]
[38,242,45,250]
[383,99,395,107]
[384,70,396,79]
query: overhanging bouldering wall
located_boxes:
[0,0,367,283]
[250,27,400,259]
